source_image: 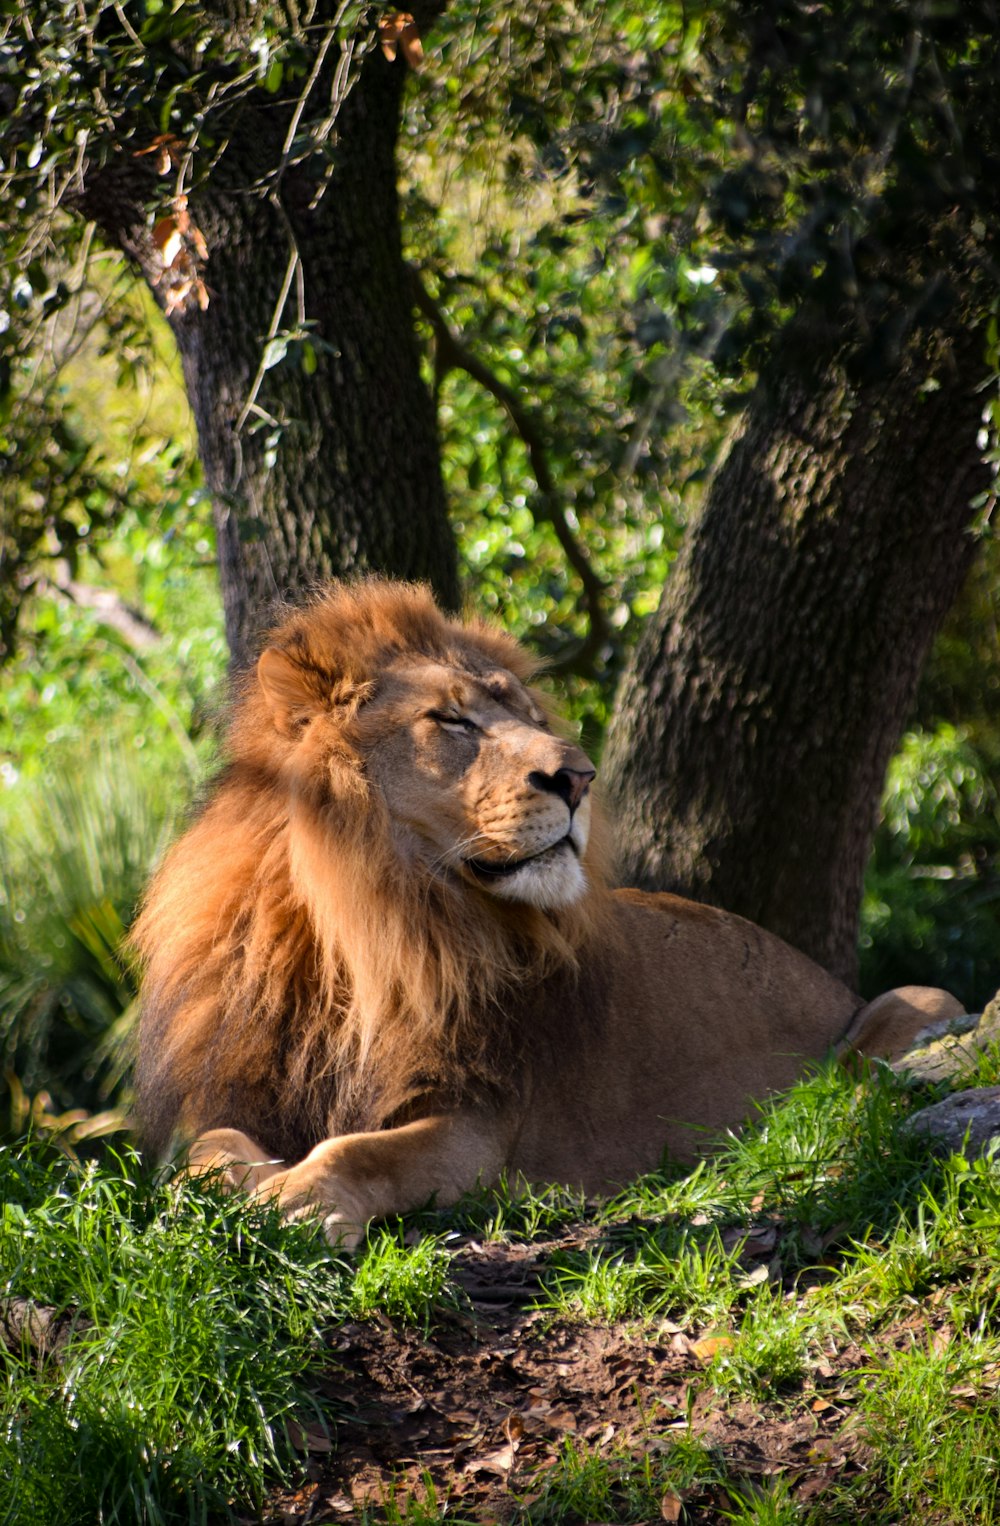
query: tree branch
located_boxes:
[409,268,609,674]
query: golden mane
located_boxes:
[132,580,611,1161]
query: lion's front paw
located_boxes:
[282,1201,364,1252]
[186,1129,285,1192]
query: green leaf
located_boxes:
[261,336,288,370]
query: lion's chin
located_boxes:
[470,842,588,912]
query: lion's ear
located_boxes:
[257,647,323,737]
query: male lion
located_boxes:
[133,579,963,1246]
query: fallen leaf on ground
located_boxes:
[691,1335,734,1362]
[464,1442,516,1477]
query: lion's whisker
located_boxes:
[426,830,493,873]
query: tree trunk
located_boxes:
[81,28,457,662]
[602,315,992,986]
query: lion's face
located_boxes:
[360,657,596,911]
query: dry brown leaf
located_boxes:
[465,1442,516,1477]
[378,13,421,66]
[163,279,193,316]
[399,17,423,67]
[152,217,184,267]
[504,1413,524,1443]
[743,1227,778,1256]
[660,1489,684,1522]
[286,1419,332,1453]
[546,1406,578,1433]
[166,249,195,278]
[690,1334,734,1362]
[932,1324,953,1355]
[133,133,184,173]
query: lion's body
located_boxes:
[133,580,962,1243]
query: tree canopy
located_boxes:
[3,0,1000,992]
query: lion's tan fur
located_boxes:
[133,580,609,1159]
[134,578,964,1242]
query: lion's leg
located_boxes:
[837,984,967,1064]
[250,1112,509,1251]
[185,1128,287,1192]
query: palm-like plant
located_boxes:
[0,753,182,1125]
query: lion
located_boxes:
[132,578,964,1246]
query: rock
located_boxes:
[890,1001,1000,1085]
[906,1086,1000,1159]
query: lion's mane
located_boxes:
[132,580,610,1161]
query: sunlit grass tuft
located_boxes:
[522,1432,725,1524]
[0,1143,349,1525]
[543,1225,739,1327]
[857,1337,1000,1522]
[350,1224,458,1331]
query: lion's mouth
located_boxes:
[463,836,576,881]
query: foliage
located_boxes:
[6,0,999,679]
[400,0,1000,682]
[2,1032,1000,1521]
[0,749,187,1123]
[860,724,1000,1008]
[0,1144,350,1525]
[350,1225,458,1331]
[522,1432,724,1525]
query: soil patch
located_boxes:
[263,1232,881,1524]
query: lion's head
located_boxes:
[133,580,609,1160]
[254,583,598,913]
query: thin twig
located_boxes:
[409,268,610,670]
[111,0,142,47]
[233,229,299,438]
[276,11,340,175]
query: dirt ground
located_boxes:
[263,1228,884,1525]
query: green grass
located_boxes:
[5,1048,1000,1523]
[0,1143,468,1526]
[350,1225,459,1331]
[0,1144,351,1525]
[433,1172,588,1242]
[359,1472,479,1525]
[857,1336,1000,1521]
[702,1288,838,1400]
[521,1432,725,1524]
[543,1223,740,1326]
[439,1050,1000,1525]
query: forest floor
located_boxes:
[264,1208,980,1526]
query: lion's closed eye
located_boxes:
[426,710,479,733]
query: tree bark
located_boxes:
[81,24,457,662]
[602,314,993,987]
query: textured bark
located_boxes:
[602,315,992,986]
[81,28,457,662]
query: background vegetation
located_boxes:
[3,5,1000,1516]
[4,2,1000,1122]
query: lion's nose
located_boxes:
[528,765,596,812]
